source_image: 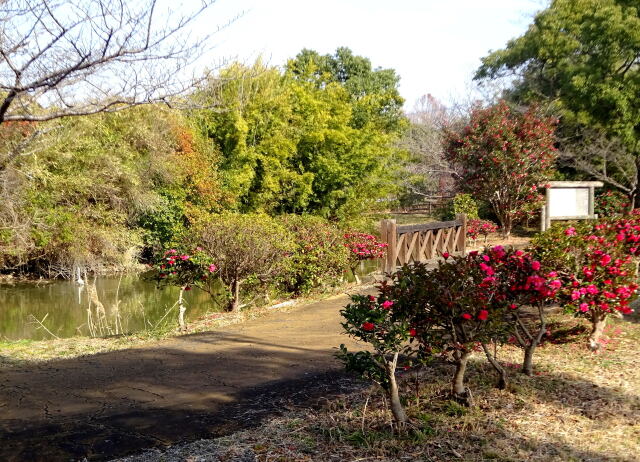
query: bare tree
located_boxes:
[559,129,638,208]
[397,94,459,201]
[0,0,229,133]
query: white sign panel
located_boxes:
[548,187,590,217]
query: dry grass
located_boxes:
[152,315,640,462]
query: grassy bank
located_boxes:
[119,315,640,461]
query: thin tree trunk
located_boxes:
[589,311,607,351]
[481,342,508,390]
[178,287,186,330]
[386,353,408,427]
[452,350,472,401]
[229,279,241,312]
[522,304,547,376]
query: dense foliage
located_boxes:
[476,0,640,202]
[0,48,405,278]
[444,102,557,236]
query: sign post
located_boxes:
[541,181,603,231]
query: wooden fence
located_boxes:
[380,214,467,273]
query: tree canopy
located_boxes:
[476,0,640,149]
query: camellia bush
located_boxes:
[531,219,638,350]
[444,101,557,236]
[195,213,294,312]
[337,290,417,427]
[150,248,217,329]
[278,215,350,295]
[595,190,630,217]
[343,232,387,283]
[467,219,499,243]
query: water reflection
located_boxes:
[0,260,379,341]
[0,274,220,341]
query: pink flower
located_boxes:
[531,261,541,271]
[571,290,581,301]
[579,303,589,312]
[381,300,394,309]
[585,285,599,295]
[208,264,217,273]
[565,227,576,236]
[600,254,612,266]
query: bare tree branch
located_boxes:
[0,0,236,127]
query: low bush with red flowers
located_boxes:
[343,232,388,282]
[467,218,499,243]
[337,290,417,426]
[595,190,630,217]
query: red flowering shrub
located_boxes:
[531,220,638,350]
[444,101,557,236]
[343,232,387,282]
[467,219,499,243]
[595,190,630,217]
[338,290,417,426]
[390,251,514,403]
[150,248,217,329]
[489,247,560,374]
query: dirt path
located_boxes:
[0,290,372,461]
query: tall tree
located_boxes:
[193,57,404,219]
[475,0,640,201]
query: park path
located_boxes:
[0,289,372,461]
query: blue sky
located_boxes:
[196,0,546,109]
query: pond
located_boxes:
[0,262,378,341]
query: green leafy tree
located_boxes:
[476,0,640,202]
[192,56,404,219]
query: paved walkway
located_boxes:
[0,290,371,461]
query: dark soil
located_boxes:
[0,291,372,461]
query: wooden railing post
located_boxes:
[385,219,397,273]
[455,213,467,255]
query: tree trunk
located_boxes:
[229,279,241,312]
[452,350,472,401]
[522,346,535,376]
[178,287,186,330]
[481,342,508,390]
[386,353,408,427]
[589,311,607,351]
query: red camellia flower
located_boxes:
[443,252,450,259]
[461,313,472,320]
[361,322,375,332]
[477,310,489,321]
[381,300,394,309]
[409,328,417,337]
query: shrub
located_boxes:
[338,290,417,427]
[343,232,387,282]
[595,190,630,217]
[278,215,349,295]
[150,248,217,329]
[467,219,499,243]
[452,193,479,220]
[194,213,294,311]
[531,219,638,350]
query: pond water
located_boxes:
[0,262,378,341]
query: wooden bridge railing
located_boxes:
[380,214,467,273]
